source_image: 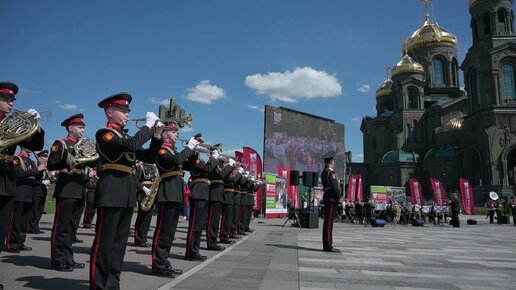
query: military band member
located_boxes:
[48,113,89,271]
[151,123,198,277]
[321,151,341,252]
[29,150,52,234]
[5,147,43,252]
[220,167,242,244]
[89,93,162,290]
[206,147,234,251]
[231,171,246,239]
[134,162,157,247]
[245,181,259,232]
[237,175,250,235]
[82,167,97,229]
[184,134,219,261]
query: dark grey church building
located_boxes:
[360,0,516,203]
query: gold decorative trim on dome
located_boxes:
[438,116,464,133]
[468,0,480,8]
[375,79,392,99]
[392,54,424,76]
[403,23,458,51]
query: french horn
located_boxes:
[0,111,40,152]
[68,137,99,167]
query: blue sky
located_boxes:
[3,0,493,164]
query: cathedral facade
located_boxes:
[360,0,516,203]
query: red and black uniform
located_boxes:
[82,167,97,228]
[245,182,259,232]
[29,155,53,234]
[134,162,158,247]
[90,121,161,290]
[321,164,340,252]
[184,153,218,260]
[206,160,233,250]
[151,142,193,276]
[48,135,89,270]
[231,176,247,237]
[238,176,251,235]
[220,170,241,243]
[6,152,41,251]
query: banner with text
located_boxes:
[430,178,446,205]
[459,178,476,215]
[409,178,424,205]
[243,147,263,211]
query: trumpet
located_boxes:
[129,115,193,129]
[178,139,220,155]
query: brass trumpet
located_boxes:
[129,115,192,129]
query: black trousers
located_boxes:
[0,196,15,253]
[6,201,32,250]
[220,204,233,240]
[206,201,222,248]
[323,201,336,250]
[488,210,495,223]
[245,205,253,230]
[238,204,248,234]
[90,207,133,290]
[151,202,181,272]
[134,202,153,245]
[83,201,96,226]
[72,199,85,240]
[51,198,82,265]
[186,198,207,257]
[451,211,460,227]
[30,194,46,231]
[512,208,516,225]
[231,203,240,236]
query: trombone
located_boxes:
[129,115,192,129]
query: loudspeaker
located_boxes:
[467,219,477,225]
[302,171,313,187]
[289,170,299,186]
[311,172,319,186]
[412,219,424,227]
[370,219,385,227]
[299,212,319,228]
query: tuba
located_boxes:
[68,137,99,167]
[141,175,160,211]
[0,111,40,152]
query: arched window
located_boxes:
[483,13,491,35]
[502,64,516,100]
[433,58,444,85]
[498,9,509,35]
[471,19,478,41]
[408,87,419,109]
[469,69,480,107]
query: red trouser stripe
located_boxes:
[206,204,213,248]
[50,199,62,261]
[90,207,105,290]
[187,200,197,256]
[134,209,141,244]
[220,209,225,239]
[152,203,165,270]
[6,211,15,251]
[327,203,334,248]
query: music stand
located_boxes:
[282,202,300,227]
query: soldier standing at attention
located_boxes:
[321,151,341,253]
[151,123,198,277]
[48,113,89,272]
[29,150,51,234]
[134,162,158,247]
[219,166,241,244]
[90,93,163,290]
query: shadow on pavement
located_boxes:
[16,276,88,290]
[264,243,322,252]
[122,260,151,275]
[2,255,52,270]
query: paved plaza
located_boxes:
[1,214,515,290]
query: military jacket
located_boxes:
[222,168,241,205]
[95,126,162,208]
[0,128,44,197]
[208,159,233,202]
[185,154,218,201]
[321,165,340,203]
[155,145,193,203]
[14,155,41,202]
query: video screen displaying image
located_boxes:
[264,105,345,180]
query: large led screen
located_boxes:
[264,106,345,180]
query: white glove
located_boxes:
[144,112,159,128]
[42,180,51,186]
[153,121,164,138]
[143,187,151,196]
[187,137,199,150]
[28,109,41,120]
[228,158,236,166]
[211,149,220,160]
[238,167,244,174]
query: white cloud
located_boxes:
[220,148,241,157]
[149,97,172,106]
[180,127,193,133]
[58,103,78,110]
[248,105,264,113]
[357,84,371,93]
[184,80,226,105]
[351,117,361,122]
[355,153,364,162]
[244,67,342,103]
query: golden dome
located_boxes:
[376,79,392,99]
[403,21,458,51]
[392,54,425,76]
[438,116,464,133]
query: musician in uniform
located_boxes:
[206,146,234,251]
[237,174,250,235]
[184,134,219,261]
[134,162,158,247]
[48,113,90,271]
[82,167,97,229]
[220,168,242,244]
[245,181,259,232]
[321,151,341,252]
[6,147,44,252]
[449,192,460,227]
[29,150,51,234]
[89,93,162,290]
[231,173,243,239]
[151,123,198,277]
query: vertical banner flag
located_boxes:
[459,178,476,215]
[409,178,424,205]
[243,147,263,211]
[356,174,363,202]
[347,174,358,203]
[430,178,446,205]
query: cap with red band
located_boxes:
[162,122,178,132]
[98,93,132,111]
[61,113,86,127]
[0,81,19,96]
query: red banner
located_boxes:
[243,147,263,211]
[409,178,424,205]
[356,174,363,202]
[347,174,358,203]
[430,178,446,205]
[459,178,475,215]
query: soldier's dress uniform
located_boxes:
[151,127,194,277]
[89,93,162,290]
[6,151,41,251]
[82,167,97,228]
[220,170,241,243]
[0,82,45,256]
[238,176,251,235]
[245,182,260,232]
[48,114,89,271]
[184,137,219,261]
[321,151,341,252]
[29,150,51,234]
[206,153,233,250]
[134,162,158,247]
[231,175,247,238]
